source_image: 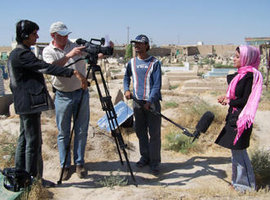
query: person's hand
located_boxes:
[98,41,114,59]
[144,101,151,110]
[73,70,88,90]
[66,46,85,58]
[218,96,228,106]
[98,53,104,59]
[124,90,131,100]
[109,41,114,48]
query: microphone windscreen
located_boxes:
[195,111,215,133]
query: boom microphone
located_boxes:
[192,111,215,143]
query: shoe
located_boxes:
[42,179,55,188]
[136,159,149,168]
[150,164,160,176]
[60,167,70,181]
[76,165,87,179]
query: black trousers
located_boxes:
[133,100,161,166]
[15,112,43,177]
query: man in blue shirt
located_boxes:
[123,34,162,175]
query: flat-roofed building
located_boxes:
[245,37,270,46]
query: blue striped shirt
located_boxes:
[124,56,162,103]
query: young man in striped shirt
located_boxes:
[123,34,162,175]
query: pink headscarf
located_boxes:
[226,45,263,145]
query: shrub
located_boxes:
[20,179,52,200]
[0,134,17,168]
[124,44,132,62]
[214,64,234,68]
[250,149,270,189]
[95,170,128,188]
[163,98,227,154]
[169,85,179,90]
[163,101,179,109]
[163,130,196,153]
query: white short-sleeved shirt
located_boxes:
[43,40,86,92]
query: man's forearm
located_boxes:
[51,55,70,67]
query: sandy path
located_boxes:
[42,94,270,200]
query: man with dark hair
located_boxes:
[8,19,87,187]
[123,34,162,175]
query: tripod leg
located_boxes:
[91,64,137,185]
[113,134,124,165]
[122,146,137,184]
[114,131,137,185]
[57,127,74,185]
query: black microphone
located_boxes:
[192,111,215,143]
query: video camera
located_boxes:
[76,38,113,64]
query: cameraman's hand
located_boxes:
[124,90,131,100]
[73,70,88,90]
[109,41,114,48]
[97,41,114,60]
[66,46,85,58]
[98,53,104,59]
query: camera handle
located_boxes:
[89,63,137,185]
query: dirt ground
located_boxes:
[1,77,270,200]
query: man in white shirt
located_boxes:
[43,22,89,180]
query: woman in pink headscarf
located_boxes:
[215,45,263,192]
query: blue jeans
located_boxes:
[231,149,256,192]
[55,89,89,168]
[15,113,43,177]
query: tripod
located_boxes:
[57,55,136,185]
[89,60,137,185]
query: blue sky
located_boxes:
[0,0,269,46]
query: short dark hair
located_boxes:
[16,20,39,43]
[146,43,150,52]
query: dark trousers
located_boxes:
[15,112,43,177]
[133,100,161,166]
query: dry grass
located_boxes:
[20,179,53,200]
[250,148,270,189]
[162,101,179,109]
[258,89,270,110]
[42,129,58,150]
[143,185,270,200]
[162,97,227,154]
[85,131,119,161]
[0,133,17,168]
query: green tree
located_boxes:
[124,44,133,62]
